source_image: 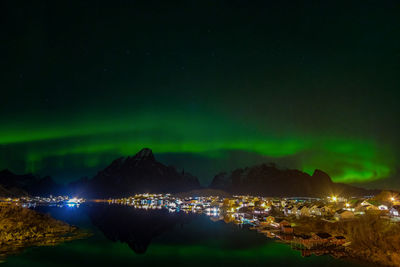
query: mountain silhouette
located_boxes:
[210,163,377,197]
[0,169,62,197]
[83,148,200,198]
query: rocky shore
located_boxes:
[0,204,89,259]
[279,214,400,266]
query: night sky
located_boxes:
[1,1,399,188]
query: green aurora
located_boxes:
[0,110,395,184]
[1,1,399,187]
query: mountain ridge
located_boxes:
[209,163,378,197]
[0,148,381,198]
[0,169,61,197]
[82,148,201,198]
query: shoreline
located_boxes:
[0,204,90,260]
[252,215,400,267]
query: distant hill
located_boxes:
[0,169,62,197]
[0,184,28,198]
[209,163,377,197]
[80,148,201,198]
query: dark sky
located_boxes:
[1,1,399,188]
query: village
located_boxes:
[107,191,400,258]
[0,195,85,208]
[2,191,400,262]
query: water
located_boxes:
[1,204,362,267]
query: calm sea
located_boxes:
[1,204,362,267]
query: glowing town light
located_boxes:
[68,198,78,203]
[391,197,395,202]
[331,196,337,202]
[345,203,350,208]
[67,197,82,204]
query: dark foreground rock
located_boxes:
[0,204,89,259]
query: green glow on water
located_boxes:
[2,237,357,267]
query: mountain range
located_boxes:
[0,169,62,197]
[210,163,377,197]
[0,148,379,198]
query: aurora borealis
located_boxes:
[1,1,399,188]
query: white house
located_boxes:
[390,206,400,217]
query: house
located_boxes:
[282,225,294,234]
[195,204,204,210]
[390,205,400,217]
[360,200,380,210]
[299,206,311,217]
[359,204,379,212]
[315,232,332,239]
[279,219,290,227]
[291,206,299,215]
[284,205,294,216]
[320,205,334,216]
[360,200,372,206]
[278,219,291,232]
[309,205,322,216]
[331,236,346,246]
[254,207,268,214]
[311,232,332,246]
[295,232,333,248]
[238,206,253,214]
[295,205,304,216]
[334,209,355,220]
[272,199,281,207]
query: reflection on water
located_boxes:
[1,204,363,267]
[87,205,194,253]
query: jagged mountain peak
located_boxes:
[133,148,155,161]
[312,169,329,177]
[87,148,200,197]
[312,169,332,182]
